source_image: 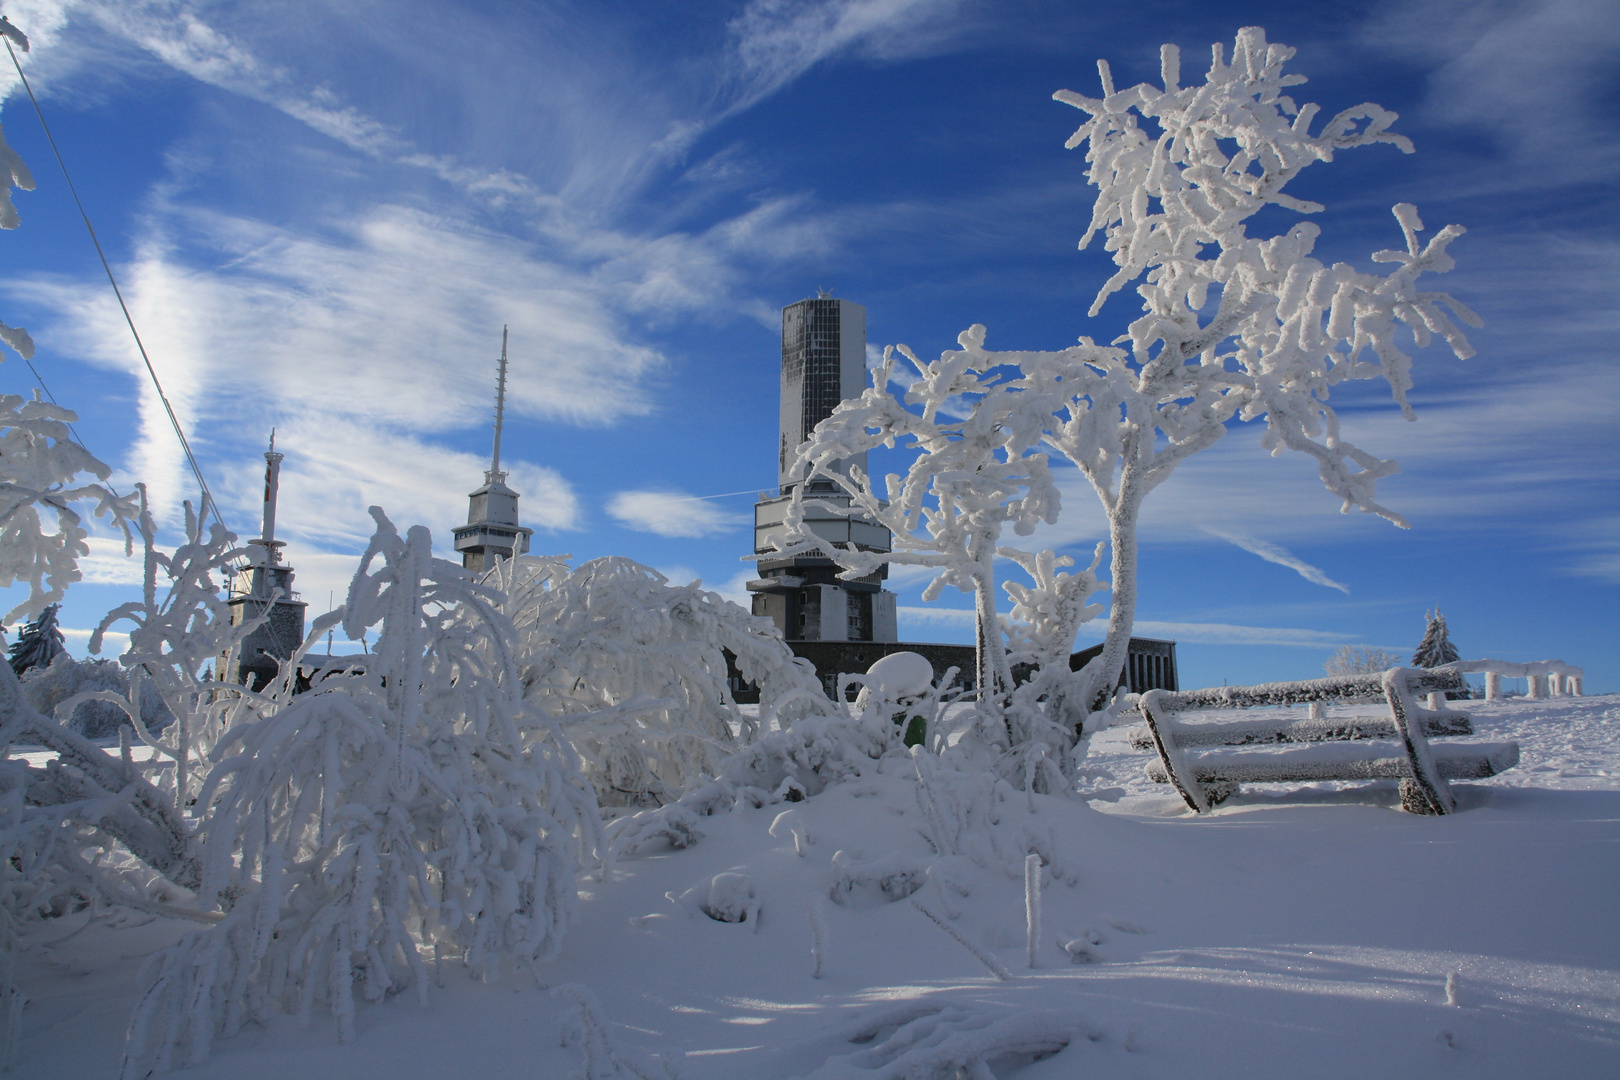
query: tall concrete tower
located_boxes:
[224,431,308,690]
[454,327,535,573]
[750,294,897,643]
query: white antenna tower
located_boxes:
[488,325,509,484]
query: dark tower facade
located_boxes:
[750,294,896,643]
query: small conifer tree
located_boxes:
[7,601,64,675]
[1412,609,1460,669]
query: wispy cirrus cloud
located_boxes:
[724,0,971,117]
[1201,526,1351,594]
[10,204,609,531]
[606,490,749,538]
[1362,0,1620,189]
[900,606,1375,650]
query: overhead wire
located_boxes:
[2,25,229,536]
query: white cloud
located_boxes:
[897,605,975,625]
[713,569,760,608]
[1201,527,1351,594]
[1362,0,1620,190]
[11,204,619,532]
[898,605,1367,649]
[1087,621,1363,649]
[606,490,749,538]
[62,626,129,655]
[723,0,972,118]
[75,535,144,586]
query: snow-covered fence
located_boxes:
[1439,659,1584,700]
[1131,668,1519,815]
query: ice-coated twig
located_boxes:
[909,899,1011,981]
[1025,853,1043,969]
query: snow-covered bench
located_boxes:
[1128,668,1519,815]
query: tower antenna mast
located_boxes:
[489,326,508,483]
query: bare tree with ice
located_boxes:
[773,27,1478,750]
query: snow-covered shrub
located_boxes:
[116,509,601,1075]
[494,554,829,807]
[92,489,258,808]
[0,497,225,935]
[18,654,172,739]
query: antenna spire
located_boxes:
[258,428,284,561]
[488,326,508,484]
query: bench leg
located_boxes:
[1384,669,1456,815]
[1140,690,1208,813]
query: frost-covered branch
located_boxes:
[0,395,136,623]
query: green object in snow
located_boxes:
[897,713,927,748]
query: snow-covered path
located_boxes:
[14,696,1619,1079]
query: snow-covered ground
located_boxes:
[14,695,1619,1079]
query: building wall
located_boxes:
[1067,637,1179,693]
[872,592,898,643]
[225,595,308,690]
[816,584,848,642]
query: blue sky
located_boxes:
[1,0,1615,691]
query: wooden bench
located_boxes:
[1128,667,1519,815]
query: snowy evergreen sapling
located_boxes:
[1412,609,1460,668]
[6,602,62,676]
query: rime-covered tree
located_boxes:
[0,24,133,622]
[494,554,830,806]
[769,346,1068,727]
[1412,609,1460,668]
[1323,644,1401,677]
[6,601,63,675]
[781,27,1478,743]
